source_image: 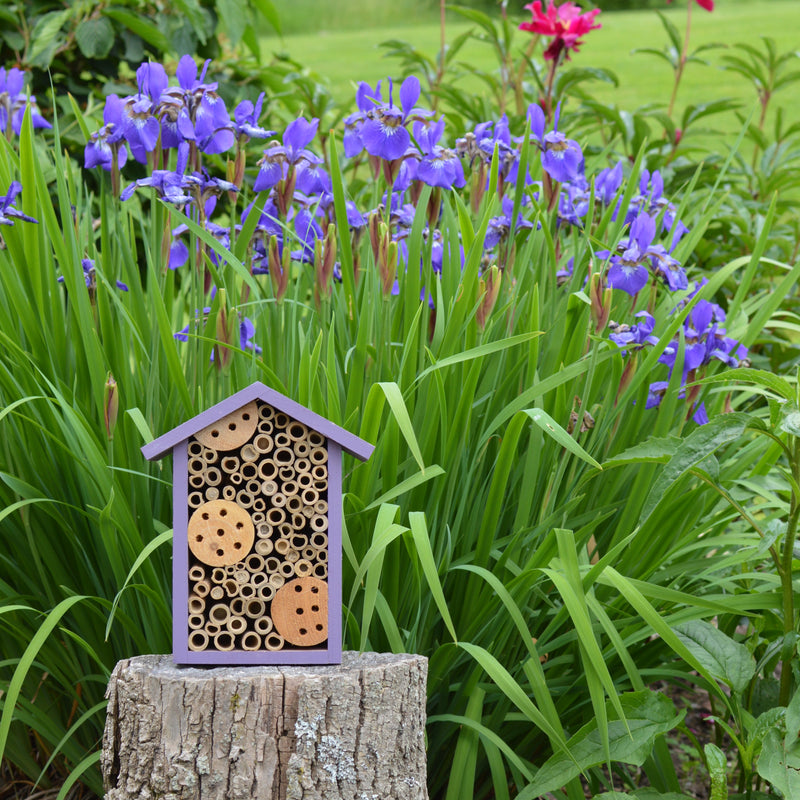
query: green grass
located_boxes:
[264,0,800,128]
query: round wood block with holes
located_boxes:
[193,401,258,451]
[271,577,328,646]
[188,500,254,567]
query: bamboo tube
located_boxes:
[188,441,204,458]
[278,465,296,482]
[209,586,224,601]
[258,403,275,421]
[211,567,226,584]
[221,455,240,474]
[193,579,211,598]
[274,432,291,449]
[311,532,328,549]
[293,440,310,458]
[294,559,313,577]
[251,572,268,588]
[302,505,315,519]
[230,597,245,616]
[225,565,237,575]
[313,563,328,579]
[308,431,325,447]
[239,583,255,599]
[269,573,285,588]
[188,595,205,614]
[291,513,307,530]
[310,515,328,533]
[274,412,290,429]
[188,457,206,475]
[189,474,204,489]
[287,496,303,515]
[291,533,308,550]
[227,615,247,635]
[246,479,261,496]
[253,510,267,525]
[195,401,259,451]
[301,488,319,506]
[241,463,259,481]
[295,458,311,475]
[265,632,285,651]
[213,631,235,651]
[274,538,290,556]
[246,554,265,573]
[278,523,294,539]
[202,446,218,464]
[285,549,300,564]
[245,598,265,619]
[254,616,273,635]
[205,622,220,636]
[234,569,249,584]
[311,464,327,481]
[263,480,279,496]
[266,507,286,526]
[314,500,328,515]
[204,467,222,486]
[265,557,281,573]
[316,548,328,564]
[229,472,243,486]
[236,490,254,509]
[258,584,276,602]
[252,434,273,455]
[188,630,209,651]
[309,446,328,466]
[241,632,261,651]
[314,479,328,494]
[222,485,236,501]
[280,560,296,576]
[255,539,274,556]
[240,443,259,462]
[188,614,205,630]
[283,480,299,498]
[257,419,273,434]
[302,546,316,561]
[271,493,287,509]
[259,460,278,481]
[188,491,204,509]
[209,604,230,625]
[252,498,266,513]
[287,421,308,441]
[256,523,272,540]
[189,565,206,582]
[274,447,294,465]
[205,487,220,501]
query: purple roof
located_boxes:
[141,381,374,462]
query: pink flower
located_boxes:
[695,0,714,9]
[519,1,602,61]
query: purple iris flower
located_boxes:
[0,67,52,135]
[484,196,534,251]
[597,212,657,296]
[121,142,193,204]
[58,258,128,292]
[646,381,669,409]
[343,80,382,158]
[254,116,321,192]
[360,76,423,162]
[84,94,128,171]
[527,102,583,184]
[292,208,324,263]
[608,311,658,354]
[412,119,466,190]
[595,162,624,205]
[0,181,37,226]
[234,94,274,141]
[558,177,589,227]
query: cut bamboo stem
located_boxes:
[213,631,236,651]
[188,630,209,651]
[241,631,261,651]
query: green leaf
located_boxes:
[250,0,282,34]
[692,368,795,403]
[517,691,683,799]
[75,17,115,59]
[103,9,171,52]
[705,744,728,800]
[28,9,72,67]
[602,436,682,468]
[524,408,601,470]
[377,382,426,472]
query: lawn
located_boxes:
[263,0,800,132]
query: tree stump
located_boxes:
[102,652,428,800]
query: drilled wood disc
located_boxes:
[188,500,254,567]
[271,577,328,646]
[193,401,259,451]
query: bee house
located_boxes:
[141,382,374,665]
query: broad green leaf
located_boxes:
[525,408,601,470]
[692,368,795,403]
[602,436,682,468]
[705,743,728,800]
[103,9,170,51]
[75,18,115,58]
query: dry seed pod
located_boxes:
[258,584,276,602]
[310,515,329,533]
[222,485,237,501]
[241,632,261,651]
[255,538,274,556]
[259,460,278,481]
[208,604,230,625]
[188,595,205,614]
[314,500,328,515]
[278,466,296,482]
[193,579,211,598]
[188,630,209,651]
[253,434,273,454]
[240,443,259,462]
[274,538,290,556]
[230,597,245,616]
[204,467,222,486]
[209,586,224,601]
[258,403,275,421]
[313,563,328,579]
[221,456,240,474]
[293,440,310,458]
[223,579,239,595]
[189,565,206,582]
[295,458,311,475]
[188,614,204,630]
[195,401,258,451]
[213,631,236,651]
[239,583,255,599]
[265,632,285,651]
[271,493,287,509]
[205,486,220,501]
[211,567,226,584]
[269,573,286,588]
[188,500,254,567]
[294,559,313,577]
[189,474,204,490]
[227,615,247,635]
[241,463,259,481]
[266,507,286,526]
[245,598,265,619]
[311,532,328,549]
[188,491,204,509]
[271,577,328,646]
[274,412,290,429]
[255,616,273,635]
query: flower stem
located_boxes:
[779,435,800,706]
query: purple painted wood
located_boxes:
[172,442,189,659]
[141,382,374,463]
[327,442,343,663]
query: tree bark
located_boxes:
[102,652,428,800]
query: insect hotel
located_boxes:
[141,382,374,665]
